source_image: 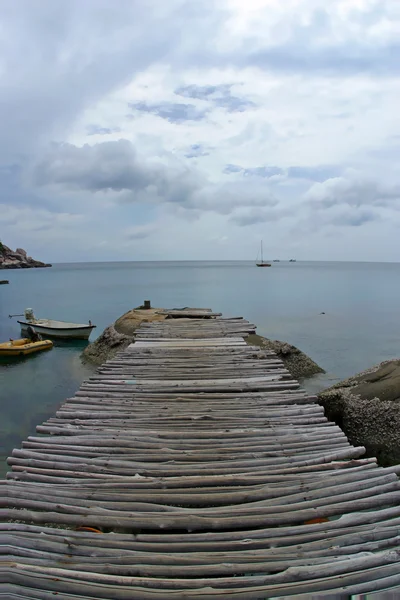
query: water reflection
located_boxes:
[0,339,95,477]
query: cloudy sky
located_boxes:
[1,0,400,262]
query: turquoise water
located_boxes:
[1,260,400,476]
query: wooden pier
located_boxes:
[2,309,400,598]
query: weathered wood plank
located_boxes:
[2,307,400,598]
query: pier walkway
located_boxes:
[2,309,400,598]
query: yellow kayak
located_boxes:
[0,338,53,357]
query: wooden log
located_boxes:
[3,550,400,593]
[3,505,400,550]
[4,310,400,598]
[3,490,400,531]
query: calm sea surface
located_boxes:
[1,260,400,476]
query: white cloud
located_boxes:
[1,0,400,261]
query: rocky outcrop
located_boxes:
[318,359,400,466]
[81,324,131,365]
[82,307,167,365]
[245,334,325,379]
[0,243,51,270]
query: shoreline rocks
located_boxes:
[318,359,400,466]
[82,307,167,365]
[0,243,51,270]
[245,333,325,380]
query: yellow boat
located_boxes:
[0,338,53,357]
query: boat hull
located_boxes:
[18,321,95,340]
[256,263,272,267]
[0,338,53,356]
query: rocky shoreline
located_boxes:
[82,307,167,365]
[318,359,400,466]
[0,243,51,269]
[245,333,325,380]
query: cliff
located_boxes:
[0,242,51,269]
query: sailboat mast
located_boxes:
[261,240,263,263]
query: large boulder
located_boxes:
[82,307,167,365]
[245,334,325,379]
[81,324,131,365]
[318,359,400,466]
[15,248,27,258]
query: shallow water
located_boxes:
[1,260,400,476]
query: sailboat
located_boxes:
[256,241,271,267]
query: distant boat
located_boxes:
[289,259,296,262]
[256,241,271,267]
[16,309,96,340]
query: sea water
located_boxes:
[1,260,400,475]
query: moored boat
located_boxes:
[256,241,271,267]
[0,338,53,357]
[16,309,96,340]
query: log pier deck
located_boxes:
[2,310,400,598]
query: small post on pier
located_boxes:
[143,300,151,309]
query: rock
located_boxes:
[81,324,131,365]
[245,334,325,380]
[0,242,51,270]
[82,307,167,365]
[318,359,400,466]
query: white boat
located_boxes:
[17,309,96,340]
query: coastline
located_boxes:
[3,260,400,472]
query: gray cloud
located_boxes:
[190,181,278,215]
[2,0,400,261]
[223,164,243,174]
[33,140,200,211]
[306,176,400,209]
[33,139,279,217]
[287,166,342,182]
[129,101,208,123]
[86,124,121,136]
[125,224,156,240]
[185,144,212,158]
[246,5,400,77]
[330,209,381,228]
[249,43,400,77]
[0,0,227,227]
[224,164,283,178]
[0,1,207,164]
[230,206,291,226]
[176,84,230,100]
[244,167,282,178]
[224,164,341,182]
[175,84,255,112]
